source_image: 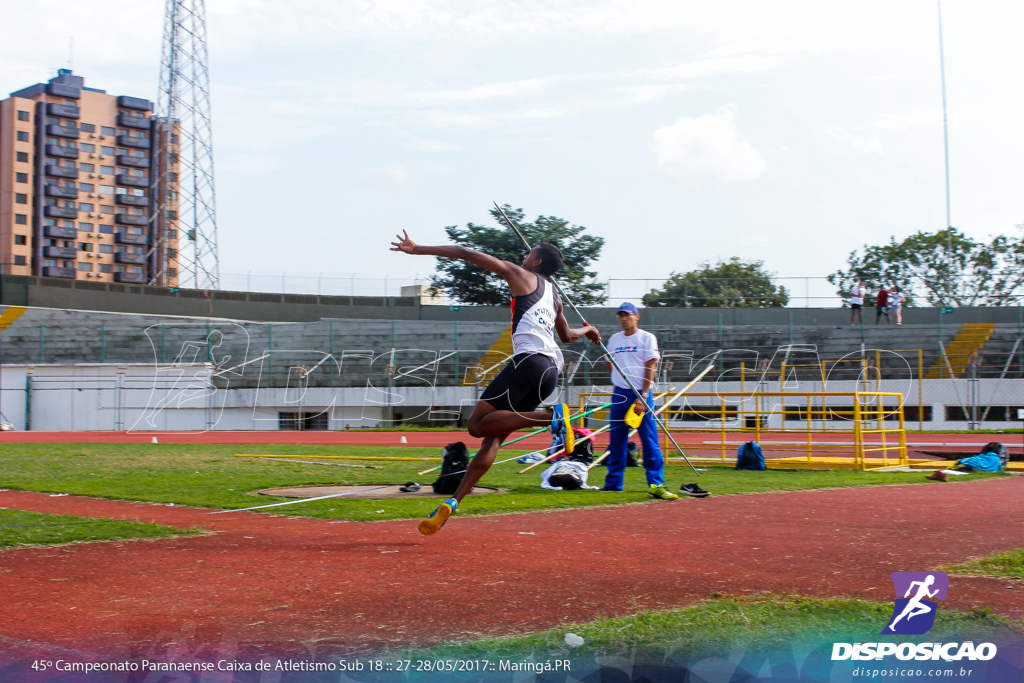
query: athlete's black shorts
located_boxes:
[479,353,559,413]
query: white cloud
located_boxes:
[368,164,412,186]
[409,138,459,152]
[825,125,883,155]
[648,54,791,81]
[653,107,766,182]
[412,77,555,104]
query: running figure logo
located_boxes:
[882,572,949,635]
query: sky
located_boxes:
[1,0,1022,303]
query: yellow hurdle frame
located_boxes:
[580,390,908,470]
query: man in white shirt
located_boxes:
[602,303,678,499]
[848,281,866,325]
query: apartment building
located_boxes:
[0,70,179,285]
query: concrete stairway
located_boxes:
[925,323,995,378]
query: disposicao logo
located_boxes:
[831,571,998,662]
[883,571,948,635]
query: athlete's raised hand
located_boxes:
[390,230,419,254]
[583,325,601,345]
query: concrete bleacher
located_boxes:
[0,307,509,387]
[1,305,1020,385]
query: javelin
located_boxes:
[589,351,720,468]
[415,399,617,476]
[206,486,393,514]
[494,202,706,476]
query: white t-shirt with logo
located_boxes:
[849,285,866,305]
[606,329,660,390]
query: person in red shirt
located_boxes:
[876,286,891,324]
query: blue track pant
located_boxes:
[603,386,664,490]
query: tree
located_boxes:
[827,227,1024,307]
[642,258,789,308]
[429,205,606,306]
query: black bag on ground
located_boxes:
[981,441,1010,469]
[433,442,470,495]
[547,462,584,490]
[569,430,594,464]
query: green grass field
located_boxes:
[942,547,1024,581]
[0,443,1002,527]
[0,443,1002,522]
[0,508,199,548]
[408,595,1021,662]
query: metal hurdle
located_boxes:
[659,390,908,470]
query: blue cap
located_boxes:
[617,302,638,314]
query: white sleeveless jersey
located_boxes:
[510,275,564,371]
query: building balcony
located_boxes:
[44,206,78,219]
[45,185,78,199]
[44,225,77,239]
[115,233,148,246]
[46,124,80,139]
[44,165,79,179]
[116,194,148,207]
[115,213,148,226]
[47,102,80,119]
[117,113,151,130]
[116,135,149,149]
[115,253,148,265]
[117,96,153,112]
[114,271,147,284]
[46,82,80,99]
[116,155,148,168]
[116,174,149,188]
[43,266,77,279]
[46,144,79,159]
[44,246,78,259]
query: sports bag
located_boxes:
[569,429,594,464]
[547,462,585,490]
[736,441,766,471]
[432,442,470,494]
[981,441,1010,469]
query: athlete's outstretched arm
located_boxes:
[390,231,534,293]
[903,581,923,598]
[553,298,601,345]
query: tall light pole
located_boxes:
[937,0,953,255]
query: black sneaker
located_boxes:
[599,486,621,492]
[679,483,710,498]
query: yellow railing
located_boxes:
[578,389,907,470]
[657,391,908,470]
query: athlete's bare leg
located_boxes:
[450,432,511,503]
[889,601,931,630]
[467,400,553,438]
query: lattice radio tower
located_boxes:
[155,0,220,289]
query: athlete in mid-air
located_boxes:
[390,231,601,535]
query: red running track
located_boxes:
[0,478,1021,661]
[0,430,1018,456]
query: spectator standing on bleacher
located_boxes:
[890,286,903,326]
[848,281,866,325]
[876,286,891,324]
